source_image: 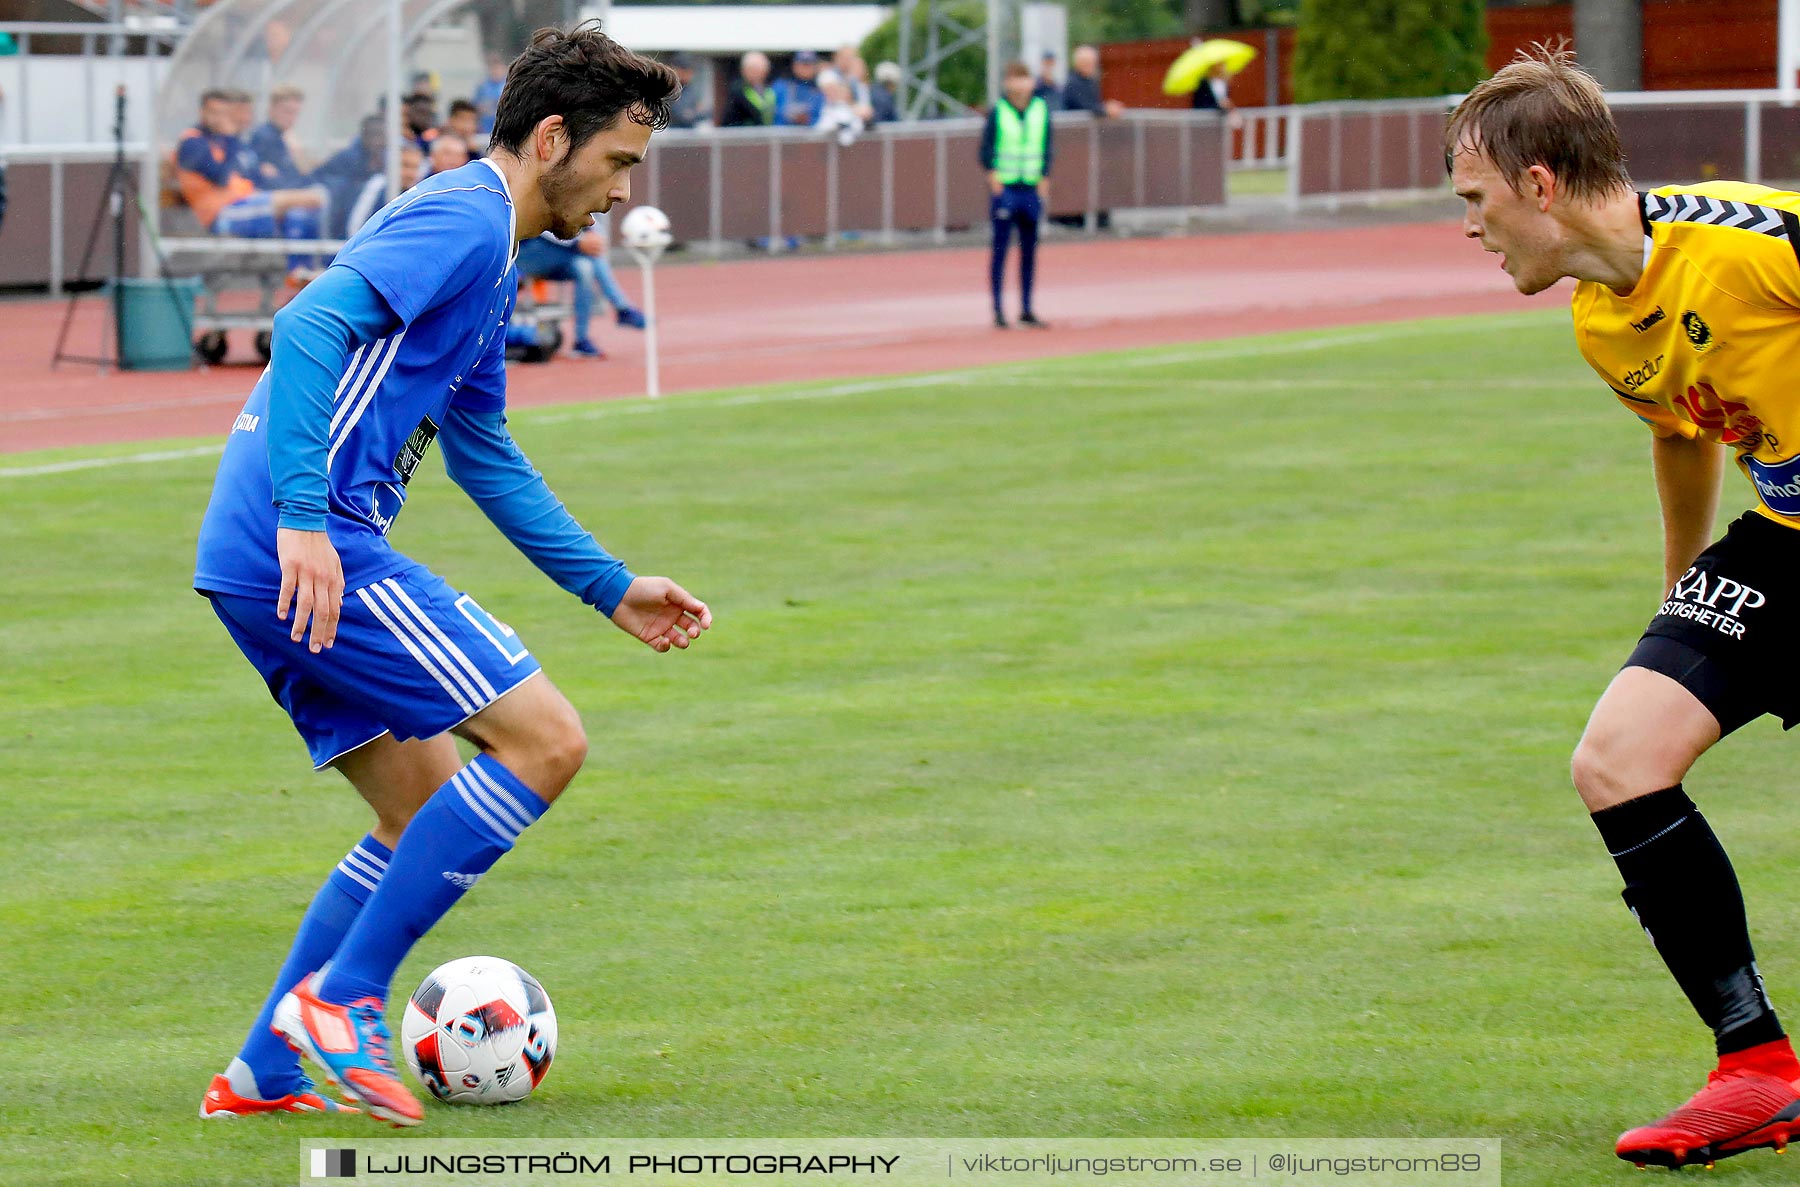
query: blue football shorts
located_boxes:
[207,565,542,769]
[212,191,277,237]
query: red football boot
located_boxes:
[199,1070,361,1118]
[272,973,424,1127]
[1616,1040,1800,1169]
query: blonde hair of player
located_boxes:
[1446,43,1645,296]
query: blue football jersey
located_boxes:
[195,159,519,597]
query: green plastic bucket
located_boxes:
[112,277,202,371]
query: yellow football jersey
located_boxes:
[1573,181,1800,530]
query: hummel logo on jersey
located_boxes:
[1630,307,1666,333]
[442,871,483,889]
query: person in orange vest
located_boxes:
[177,88,326,279]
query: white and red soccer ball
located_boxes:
[619,205,672,254]
[401,956,557,1105]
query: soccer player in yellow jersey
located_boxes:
[1448,47,1800,1170]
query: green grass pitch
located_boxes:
[3,310,1796,1185]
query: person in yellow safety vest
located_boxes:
[721,51,777,127]
[980,61,1054,329]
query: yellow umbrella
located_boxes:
[1162,39,1258,96]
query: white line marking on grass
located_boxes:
[0,392,246,423]
[1116,312,1562,369]
[0,444,223,478]
[985,375,1562,391]
[0,313,1564,471]
[527,371,980,426]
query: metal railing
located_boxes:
[1231,106,1292,172]
[0,143,147,293]
[0,22,179,147]
[618,110,1229,256]
[1286,95,1454,209]
[1599,89,1800,185]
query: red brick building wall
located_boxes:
[1101,1,1781,111]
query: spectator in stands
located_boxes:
[409,70,437,101]
[472,50,506,134]
[815,75,865,146]
[721,51,775,127]
[1063,45,1125,118]
[309,113,385,238]
[427,134,470,177]
[980,62,1052,330]
[248,84,313,190]
[404,92,439,153]
[833,45,872,110]
[774,49,824,127]
[515,219,647,359]
[226,89,257,162]
[177,88,325,279]
[442,98,486,157]
[870,61,902,124]
[666,53,709,128]
[1034,53,1061,104]
[842,54,877,125]
[345,141,424,235]
[1191,61,1236,116]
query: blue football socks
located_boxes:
[235,834,392,1099]
[317,754,548,1007]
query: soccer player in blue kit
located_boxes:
[193,26,705,1126]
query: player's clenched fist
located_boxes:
[276,527,344,653]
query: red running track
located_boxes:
[0,220,1553,454]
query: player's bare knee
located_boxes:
[538,702,588,795]
[1570,736,1623,810]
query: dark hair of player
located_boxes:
[488,21,679,158]
[1444,42,1632,204]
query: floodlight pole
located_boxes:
[385,0,402,203]
[1783,0,1800,104]
[987,0,1001,108]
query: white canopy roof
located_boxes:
[584,4,891,54]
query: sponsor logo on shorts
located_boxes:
[1630,307,1666,333]
[1747,453,1800,516]
[1682,310,1714,350]
[1660,566,1767,639]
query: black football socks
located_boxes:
[1593,784,1784,1057]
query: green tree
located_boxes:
[861,2,989,113]
[1292,0,1486,102]
[1068,0,1185,45]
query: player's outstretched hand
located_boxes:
[276,527,344,654]
[610,576,712,653]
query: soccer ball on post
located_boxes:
[619,204,673,256]
[400,956,557,1105]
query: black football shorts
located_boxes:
[1626,511,1800,735]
